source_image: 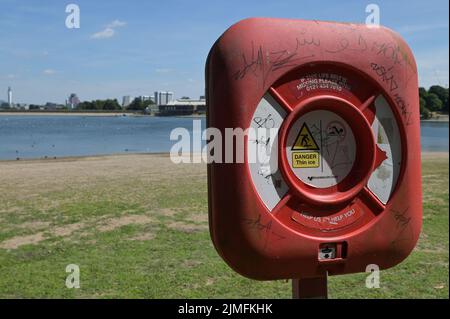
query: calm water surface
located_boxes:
[0,116,447,160]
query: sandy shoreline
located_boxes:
[0,151,446,164]
[421,114,449,122]
[422,151,449,159]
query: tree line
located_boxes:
[419,85,449,119]
[77,98,154,111]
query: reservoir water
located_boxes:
[0,115,447,160]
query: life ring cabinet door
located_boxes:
[206,18,422,280]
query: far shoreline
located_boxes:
[0,111,207,118]
[0,111,446,121]
[0,111,146,117]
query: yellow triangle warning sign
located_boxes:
[292,123,320,151]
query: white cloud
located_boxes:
[91,20,127,40]
[43,69,56,75]
[91,27,115,39]
[107,20,127,28]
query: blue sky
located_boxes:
[0,0,448,104]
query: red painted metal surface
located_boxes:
[206,18,422,280]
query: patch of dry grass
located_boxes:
[0,153,447,298]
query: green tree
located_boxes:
[142,99,154,108]
[429,85,449,113]
[421,107,431,119]
[94,100,105,110]
[419,88,430,117]
[425,93,443,112]
[419,97,427,113]
[443,98,449,113]
[103,99,121,110]
[419,87,428,99]
[429,85,449,103]
[127,98,144,110]
[77,101,95,110]
[126,98,153,111]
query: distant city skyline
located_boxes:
[2,85,182,106]
[1,85,204,108]
[0,0,448,104]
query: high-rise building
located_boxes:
[67,93,80,109]
[7,87,13,108]
[122,95,132,107]
[140,95,151,102]
[154,91,174,106]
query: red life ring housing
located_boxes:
[206,18,422,280]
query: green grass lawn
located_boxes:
[0,154,448,298]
